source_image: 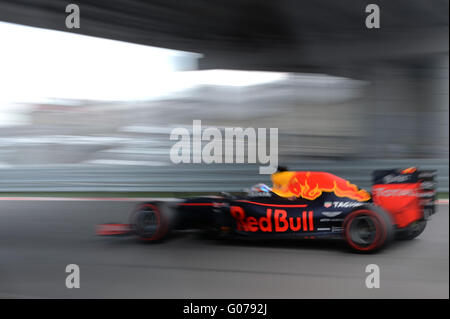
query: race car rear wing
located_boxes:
[417,170,438,218]
[371,168,437,227]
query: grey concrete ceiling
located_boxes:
[0,0,448,74]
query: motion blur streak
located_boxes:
[0,200,447,298]
[0,0,447,299]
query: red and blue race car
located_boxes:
[97,167,437,253]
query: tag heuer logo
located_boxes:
[324,202,332,208]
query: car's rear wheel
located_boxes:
[343,205,393,253]
[396,220,427,240]
[131,202,172,242]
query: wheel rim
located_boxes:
[349,215,377,247]
[136,206,159,237]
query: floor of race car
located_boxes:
[0,200,448,298]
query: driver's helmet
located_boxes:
[250,183,272,193]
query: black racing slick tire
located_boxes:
[343,205,394,253]
[396,220,427,240]
[130,202,173,242]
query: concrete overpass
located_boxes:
[0,0,448,159]
[0,0,447,74]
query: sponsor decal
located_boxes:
[418,171,436,178]
[324,202,332,208]
[420,182,435,189]
[322,211,342,217]
[246,191,272,197]
[320,218,344,222]
[383,174,410,184]
[331,201,364,208]
[419,191,435,197]
[373,187,418,197]
[331,226,343,232]
[230,206,314,232]
[271,171,371,201]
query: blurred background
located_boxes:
[0,0,448,193]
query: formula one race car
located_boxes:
[97,167,437,252]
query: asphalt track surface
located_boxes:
[0,200,448,298]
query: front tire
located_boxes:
[131,202,172,242]
[343,205,393,253]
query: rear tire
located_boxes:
[130,202,172,242]
[396,220,427,240]
[343,205,393,253]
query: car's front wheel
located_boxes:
[343,205,393,253]
[131,202,172,242]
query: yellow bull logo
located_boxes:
[271,171,371,202]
